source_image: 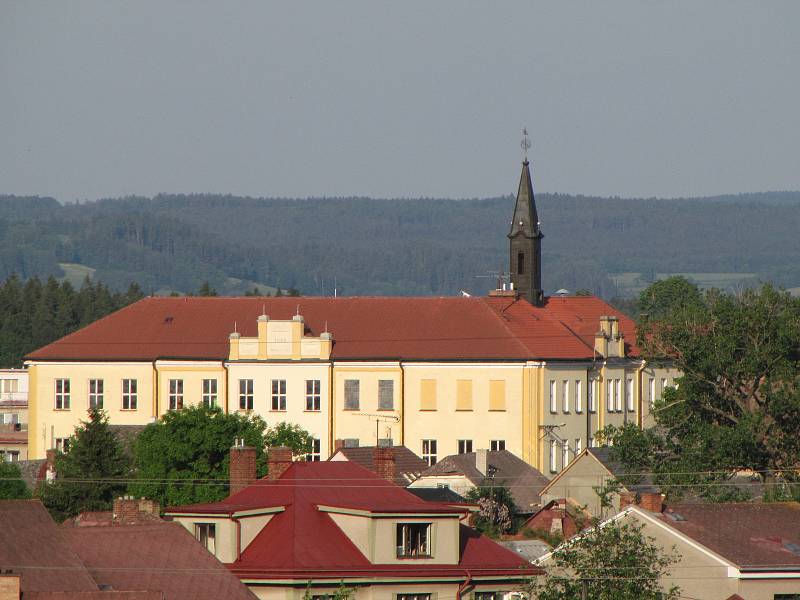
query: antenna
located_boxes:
[521,127,531,162]
[324,320,328,334]
[296,304,300,316]
[356,413,400,444]
[234,321,237,333]
[262,303,266,316]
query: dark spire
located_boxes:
[508,160,540,238]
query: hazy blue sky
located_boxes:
[1,2,798,201]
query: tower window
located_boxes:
[517,252,525,274]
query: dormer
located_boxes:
[228,313,333,361]
[594,315,625,358]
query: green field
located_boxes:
[611,272,758,296]
[58,263,96,287]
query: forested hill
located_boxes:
[1,191,799,298]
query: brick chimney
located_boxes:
[267,446,293,481]
[112,496,160,524]
[619,491,663,513]
[230,438,257,495]
[373,446,396,483]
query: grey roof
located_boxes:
[499,540,552,563]
[16,458,46,491]
[419,450,550,513]
[108,424,148,456]
[587,447,660,493]
[331,445,428,486]
[407,486,468,504]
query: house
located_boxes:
[408,449,550,515]
[0,369,28,462]
[329,444,428,486]
[520,498,585,540]
[164,444,539,599]
[24,160,679,472]
[539,502,800,600]
[538,446,663,517]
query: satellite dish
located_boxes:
[555,288,570,296]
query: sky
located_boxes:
[1,1,798,201]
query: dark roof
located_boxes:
[108,424,147,456]
[587,447,660,493]
[418,450,550,513]
[25,593,162,600]
[0,500,101,593]
[330,445,428,486]
[653,502,800,570]
[27,295,637,362]
[15,458,47,490]
[407,487,468,504]
[62,521,258,600]
[167,461,538,581]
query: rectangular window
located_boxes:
[396,523,431,558]
[397,595,432,600]
[1,450,20,462]
[55,379,71,410]
[588,379,596,413]
[420,379,437,411]
[562,380,569,413]
[549,440,558,473]
[306,438,322,462]
[378,379,394,410]
[661,378,668,398]
[456,379,473,411]
[649,377,656,406]
[562,440,570,467]
[305,379,321,411]
[607,379,614,412]
[0,379,18,394]
[574,379,582,413]
[549,380,557,413]
[344,379,360,410]
[55,437,70,453]
[122,379,138,410]
[422,439,437,466]
[489,379,506,411]
[270,379,286,411]
[194,523,216,555]
[457,439,473,454]
[88,379,104,409]
[490,440,505,451]
[575,438,582,455]
[202,379,218,408]
[168,379,183,410]
[474,593,498,600]
[626,378,634,412]
[239,379,254,410]
[615,379,623,412]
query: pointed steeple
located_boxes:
[508,160,540,239]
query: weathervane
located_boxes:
[521,127,531,162]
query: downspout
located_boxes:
[457,570,473,600]
[328,362,334,457]
[222,361,229,413]
[233,514,242,561]
[152,359,160,418]
[636,359,647,427]
[400,361,405,446]
[585,369,591,449]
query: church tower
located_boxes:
[508,134,544,305]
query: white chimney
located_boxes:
[476,449,488,476]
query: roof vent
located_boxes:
[163,316,174,324]
[554,289,570,296]
[665,511,686,522]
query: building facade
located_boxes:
[0,369,28,461]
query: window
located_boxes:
[588,436,595,448]
[55,379,70,410]
[420,379,437,411]
[1,450,19,462]
[239,379,254,410]
[396,523,431,558]
[344,379,360,410]
[1,413,18,425]
[661,378,668,398]
[194,523,216,555]
[270,379,286,410]
[88,379,104,409]
[378,379,394,410]
[306,379,321,411]
[456,379,473,411]
[489,380,506,411]
[549,440,558,473]
[588,379,596,413]
[397,595,432,600]
[422,439,437,466]
[202,379,217,408]
[562,380,569,413]
[607,379,614,412]
[575,437,582,454]
[549,380,557,413]
[575,379,582,413]
[615,379,622,412]
[649,377,656,406]
[0,379,18,394]
[475,593,498,600]
[55,437,70,453]
[517,251,525,274]
[490,440,505,451]
[168,379,183,410]
[306,438,321,461]
[562,440,570,467]
[122,379,138,410]
[626,378,634,412]
[457,439,472,454]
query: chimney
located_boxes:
[267,446,293,481]
[334,439,345,451]
[619,491,664,513]
[0,573,20,600]
[112,496,160,524]
[475,449,488,476]
[230,438,257,495]
[373,446,396,483]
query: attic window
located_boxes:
[396,523,431,558]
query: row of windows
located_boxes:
[343,379,395,410]
[54,378,141,411]
[420,439,506,466]
[549,438,586,473]
[547,377,672,415]
[0,379,20,394]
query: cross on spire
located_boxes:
[520,127,531,162]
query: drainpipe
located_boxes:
[328,362,334,457]
[457,570,473,600]
[400,361,405,446]
[222,361,229,413]
[636,359,647,427]
[151,359,160,417]
[585,369,591,449]
[232,515,242,561]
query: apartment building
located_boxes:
[0,369,28,462]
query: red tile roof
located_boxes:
[26,295,636,362]
[654,502,800,570]
[167,461,539,581]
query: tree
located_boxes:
[38,408,130,522]
[129,405,269,507]
[637,276,703,321]
[527,515,680,600]
[0,462,31,499]
[465,481,516,536]
[197,281,217,296]
[265,422,314,457]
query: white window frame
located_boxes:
[588,379,596,413]
[422,439,437,466]
[562,440,570,467]
[661,378,668,399]
[305,379,321,411]
[574,379,582,413]
[55,379,71,410]
[55,437,70,453]
[122,379,138,410]
[88,379,104,410]
[490,440,505,451]
[457,439,473,454]
[271,379,286,411]
[575,437,582,455]
[549,440,558,473]
[202,378,218,408]
[626,378,634,412]
[306,438,322,461]
[649,377,656,406]
[549,380,557,413]
[240,379,254,411]
[396,523,432,558]
[194,523,216,555]
[562,380,569,413]
[607,379,614,412]
[168,379,183,410]
[615,379,622,412]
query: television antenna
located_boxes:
[356,413,400,444]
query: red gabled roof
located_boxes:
[167,461,539,580]
[26,295,636,362]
